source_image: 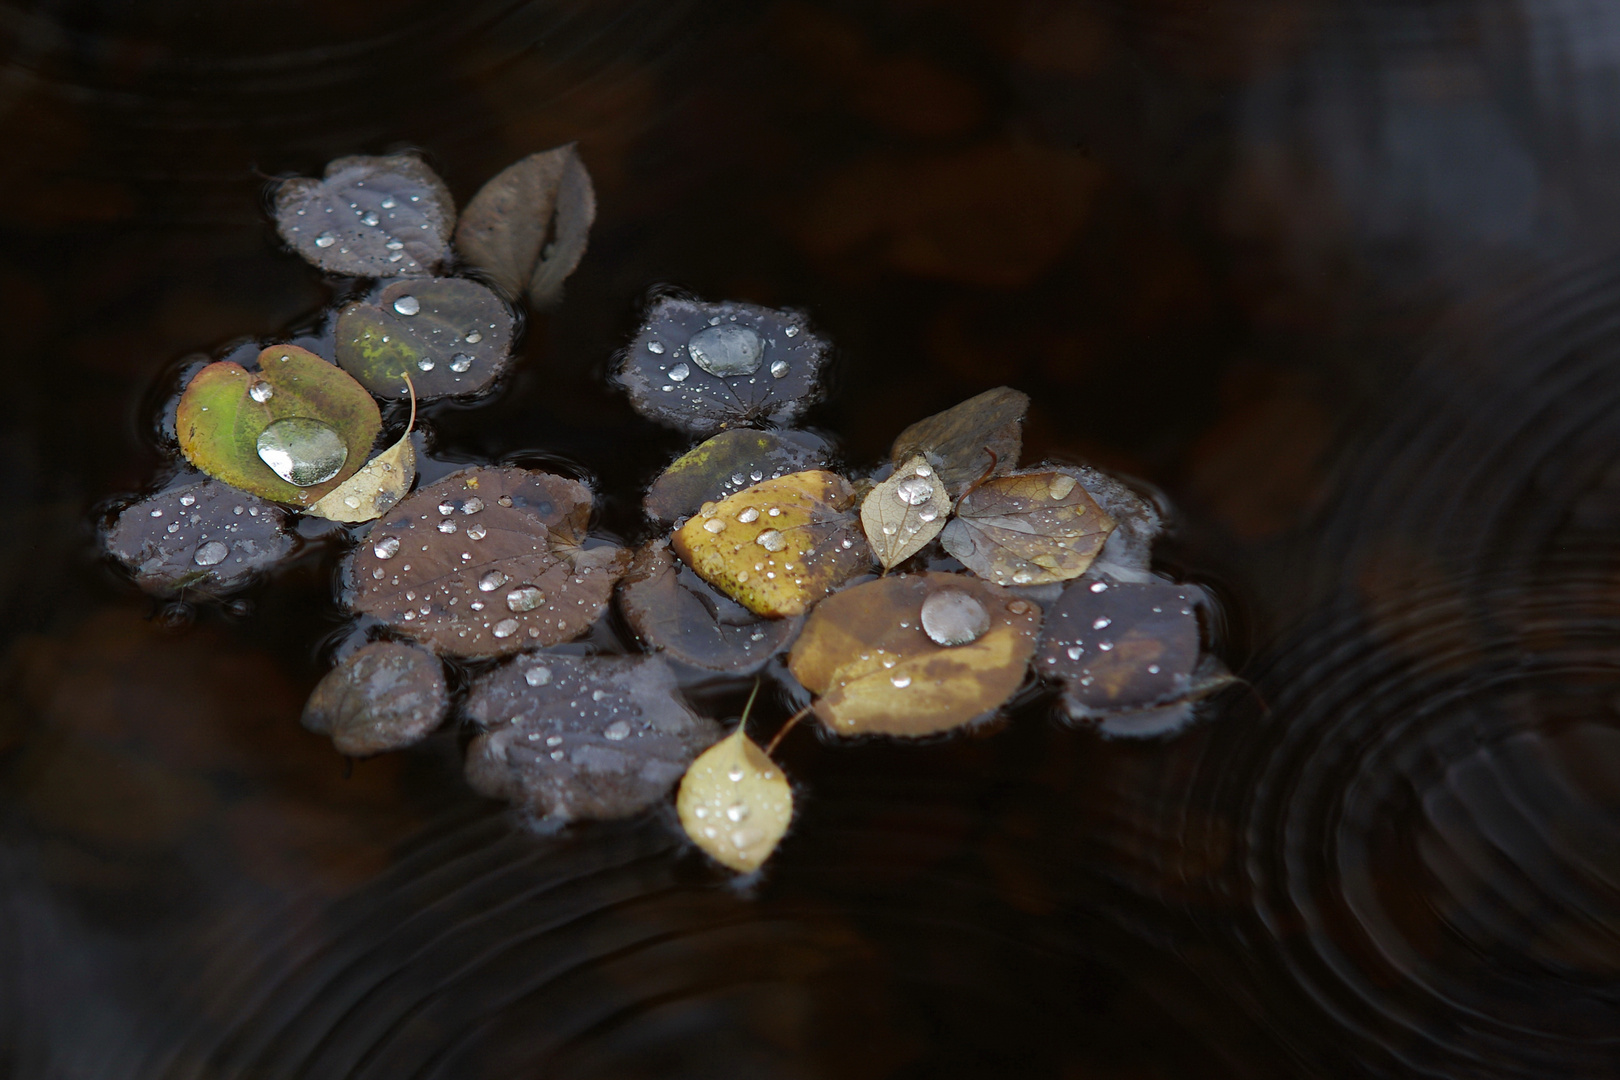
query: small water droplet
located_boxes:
[767,507,781,517]
[1093,616,1112,630]
[343,495,361,509]
[918,507,938,522]
[256,417,348,487]
[1090,581,1109,593]
[726,802,750,822]
[784,325,800,337]
[449,353,473,373]
[506,585,545,612]
[704,518,727,533]
[1011,570,1034,584]
[314,232,336,248]
[687,324,763,376]
[1147,664,1161,674]
[738,507,759,523]
[193,540,228,566]
[393,295,420,316]
[417,357,435,371]
[492,619,519,638]
[727,765,745,782]
[360,210,380,226]
[603,720,631,741]
[914,464,932,477]
[461,497,484,515]
[380,196,396,209]
[178,493,196,507]
[668,362,690,382]
[770,359,789,378]
[248,380,274,403]
[647,340,666,354]
[522,666,553,689]
[437,518,457,533]
[1097,641,1114,651]
[1048,474,1077,500]
[374,536,400,559]
[1007,600,1032,615]
[464,330,482,344]
[755,529,786,552]
[1067,645,1083,661]
[466,523,487,540]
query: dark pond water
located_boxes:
[6,0,1620,1076]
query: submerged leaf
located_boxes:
[787,572,1041,737]
[890,386,1028,494]
[614,297,831,435]
[175,346,382,506]
[464,654,721,821]
[644,428,829,524]
[333,278,515,400]
[274,154,455,277]
[344,467,628,658]
[677,724,793,872]
[301,641,448,757]
[104,479,296,595]
[671,470,870,618]
[619,540,802,672]
[861,455,951,570]
[940,469,1115,586]
[454,144,597,306]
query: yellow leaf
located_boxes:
[861,455,950,570]
[676,725,793,872]
[307,433,415,523]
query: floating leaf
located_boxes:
[175,345,382,506]
[861,455,951,570]
[274,154,455,277]
[787,572,1041,737]
[670,470,870,618]
[454,144,597,306]
[301,641,448,757]
[890,386,1028,494]
[308,374,418,523]
[620,540,802,672]
[677,724,793,872]
[333,278,514,400]
[614,297,830,436]
[104,479,296,595]
[1070,466,1164,579]
[344,467,628,658]
[464,654,721,821]
[644,428,829,524]
[940,469,1115,586]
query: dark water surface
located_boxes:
[5,1,1620,1076]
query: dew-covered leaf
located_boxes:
[1069,466,1164,580]
[620,540,802,672]
[344,467,628,659]
[301,641,448,757]
[464,654,721,822]
[643,428,829,523]
[454,144,596,306]
[671,470,870,618]
[614,297,830,436]
[787,571,1041,737]
[333,278,514,400]
[104,479,296,595]
[890,386,1028,494]
[175,346,382,506]
[940,469,1115,586]
[677,725,793,872]
[307,429,415,523]
[861,455,951,570]
[274,154,455,277]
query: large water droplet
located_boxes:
[506,585,545,612]
[256,417,348,487]
[1049,474,1077,500]
[921,589,991,647]
[894,476,934,505]
[478,570,507,592]
[393,295,420,316]
[193,540,229,566]
[770,360,789,378]
[687,324,763,377]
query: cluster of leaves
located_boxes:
[102,146,1228,879]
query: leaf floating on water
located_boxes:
[274,154,455,277]
[861,454,951,570]
[670,470,870,618]
[619,540,802,672]
[309,373,419,524]
[333,278,515,400]
[940,469,1115,586]
[175,346,382,506]
[643,428,829,524]
[454,144,597,306]
[614,296,831,436]
[344,466,628,659]
[677,724,793,872]
[104,479,297,595]
[1067,466,1164,580]
[890,386,1028,495]
[301,641,448,757]
[464,654,721,821]
[787,572,1041,737]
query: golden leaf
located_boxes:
[676,725,793,872]
[861,455,951,570]
[939,469,1115,586]
[308,371,419,523]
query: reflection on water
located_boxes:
[5,0,1620,1076]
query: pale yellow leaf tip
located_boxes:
[676,687,793,872]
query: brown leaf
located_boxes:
[644,428,829,523]
[454,144,596,306]
[301,642,448,757]
[861,455,950,570]
[275,154,455,278]
[940,469,1115,586]
[890,386,1028,495]
[619,540,801,672]
[104,479,296,595]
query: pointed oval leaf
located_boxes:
[175,346,382,506]
[464,654,721,821]
[677,725,793,872]
[890,386,1028,495]
[104,479,296,595]
[307,431,415,523]
[301,641,448,757]
[940,469,1115,586]
[619,540,802,672]
[614,297,830,435]
[274,154,455,277]
[454,144,597,306]
[670,470,870,618]
[787,572,1042,737]
[344,467,627,658]
[333,278,515,400]
[644,428,829,524]
[861,455,951,570]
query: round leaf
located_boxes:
[940,469,1115,586]
[454,144,597,306]
[890,386,1028,495]
[274,154,455,277]
[676,726,794,872]
[861,455,951,570]
[104,479,296,595]
[301,642,448,757]
[333,278,515,400]
[644,428,829,524]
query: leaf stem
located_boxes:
[765,704,813,757]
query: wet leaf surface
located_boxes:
[787,571,1041,737]
[307,428,415,523]
[677,725,793,872]
[1070,466,1164,579]
[861,455,950,570]
[463,654,721,822]
[454,144,596,306]
[104,479,296,595]
[333,278,514,400]
[940,469,1115,586]
[175,345,382,506]
[345,467,627,658]
[274,154,455,277]
[643,428,829,523]
[890,386,1028,494]
[671,470,870,617]
[614,297,830,435]
[301,641,448,757]
[619,540,802,672]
